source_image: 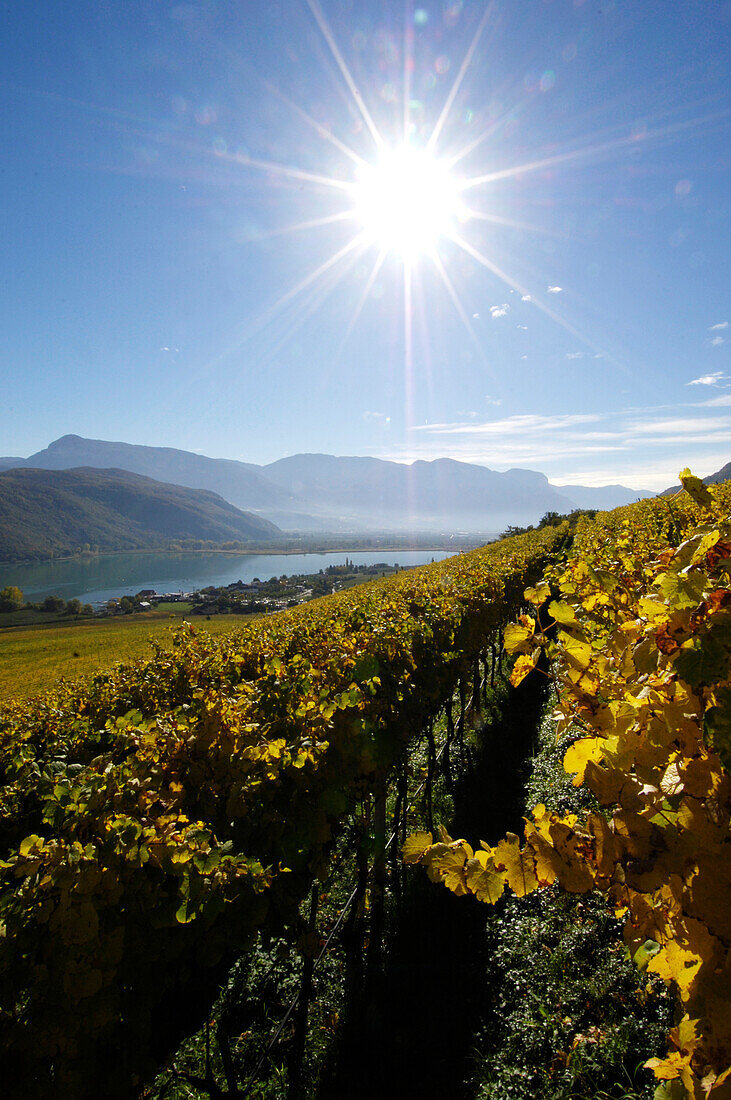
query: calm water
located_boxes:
[0,550,455,606]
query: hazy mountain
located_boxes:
[0,457,24,471]
[0,467,281,563]
[23,434,305,519]
[551,483,654,510]
[263,453,577,531]
[10,434,664,534]
[703,461,731,486]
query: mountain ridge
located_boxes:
[3,434,668,534]
[0,466,281,563]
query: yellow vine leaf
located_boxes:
[648,920,719,1002]
[548,600,577,626]
[492,833,540,897]
[563,737,607,785]
[402,832,433,864]
[524,581,551,605]
[679,468,715,509]
[465,850,505,904]
[422,840,473,896]
[503,617,536,655]
[509,652,539,687]
[559,631,592,671]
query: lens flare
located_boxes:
[352,146,464,259]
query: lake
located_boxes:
[0,549,456,606]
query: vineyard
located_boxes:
[1,475,729,1098]
[408,473,731,1100]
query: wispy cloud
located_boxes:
[381,398,731,489]
[485,395,503,406]
[711,336,725,347]
[363,410,391,424]
[521,294,532,301]
[547,285,563,294]
[489,303,509,318]
[700,393,731,407]
[566,352,584,359]
[687,371,725,386]
[709,321,728,331]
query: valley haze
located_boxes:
[0,434,658,545]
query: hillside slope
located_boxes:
[23,435,306,520]
[0,467,282,562]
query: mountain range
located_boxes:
[2,435,658,535]
[0,467,280,562]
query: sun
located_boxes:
[352,146,465,260]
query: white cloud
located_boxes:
[517,324,528,330]
[709,322,728,331]
[547,285,563,294]
[711,336,725,347]
[521,294,532,301]
[376,399,731,490]
[566,352,584,359]
[625,415,731,436]
[699,393,731,407]
[363,411,391,424]
[485,395,503,406]
[688,371,725,386]
[472,312,480,319]
[490,303,510,318]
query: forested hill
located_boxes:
[0,467,282,562]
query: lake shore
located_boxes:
[0,536,488,570]
[0,548,462,606]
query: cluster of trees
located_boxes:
[501,508,597,539]
[0,586,93,617]
[0,585,24,612]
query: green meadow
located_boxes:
[0,605,244,701]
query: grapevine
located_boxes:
[0,524,563,1096]
[405,475,731,1099]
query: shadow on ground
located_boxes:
[316,671,549,1100]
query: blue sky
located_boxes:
[2,0,729,489]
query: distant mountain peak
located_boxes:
[17,433,725,536]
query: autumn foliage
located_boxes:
[405,474,731,1099]
[0,525,563,1096]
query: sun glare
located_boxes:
[234,0,625,366]
[352,146,465,259]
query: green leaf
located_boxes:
[19,834,44,857]
[633,938,661,971]
[193,849,221,874]
[653,1081,687,1100]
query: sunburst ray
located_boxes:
[427,2,495,154]
[306,0,383,150]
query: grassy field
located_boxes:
[0,605,246,701]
